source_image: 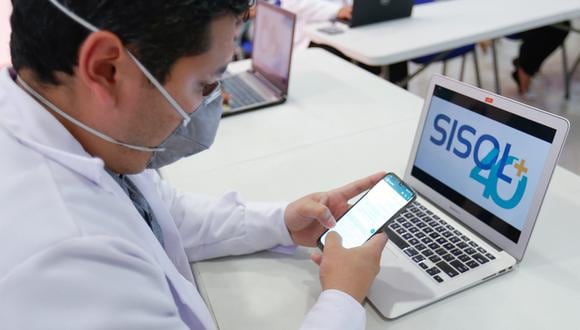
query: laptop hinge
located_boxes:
[253,70,285,98]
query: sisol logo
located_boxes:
[430,113,527,209]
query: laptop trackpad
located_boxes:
[367,243,437,319]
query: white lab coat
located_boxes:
[281,0,352,49]
[0,68,365,329]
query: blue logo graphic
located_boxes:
[430,114,528,209]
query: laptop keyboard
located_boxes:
[385,201,497,284]
[221,75,268,109]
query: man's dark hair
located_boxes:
[10,0,252,85]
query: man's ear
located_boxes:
[76,31,128,108]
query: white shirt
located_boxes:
[0,68,364,329]
[281,0,352,49]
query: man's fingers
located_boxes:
[335,172,386,200]
[310,252,323,266]
[324,231,343,249]
[301,198,336,229]
[363,232,388,256]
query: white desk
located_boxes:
[162,49,580,329]
[162,48,423,191]
[305,0,580,66]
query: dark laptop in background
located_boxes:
[221,1,296,117]
[337,0,414,28]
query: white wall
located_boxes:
[0,0,12,67]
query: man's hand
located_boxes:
[284,172,386,247]
[336,6,353,20]
[311,231,388,304]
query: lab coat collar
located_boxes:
[0,68,108,187]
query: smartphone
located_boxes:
[317,173,416,249]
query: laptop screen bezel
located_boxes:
[251,1,296,96]
[403,75,569,261]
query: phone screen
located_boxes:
[319,173,415,249]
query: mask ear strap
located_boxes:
[47,0,192,126]
[125,52,191,126]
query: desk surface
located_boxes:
[162,48,423,192]
[305,0,580,66]
[162,49,580,329]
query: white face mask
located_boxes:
[23,0,225,168]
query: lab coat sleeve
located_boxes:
[0,236,189,330]
[300,290,366,330]
[153,173,295,262]
[281,0,343,22]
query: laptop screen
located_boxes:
[252,2,295,94]
[412,85,556,243]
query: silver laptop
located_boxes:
[221,1,296,117]
[369,75,569,318]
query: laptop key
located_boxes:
[469,241,479,248]
[450,249,462,256]
[450,260,469,273]
[428,243,439,250]
[435,248,447,256]
[415,244,427,251]
[457,242,469,249]
[429,255,441,263]
[409,227,419,234]
[418,262,429,270]
[472,253,489,264]
[477,247,487,254]
[412,255,425,263]
[436,238,447,245]
[466,260,480,269]
[421,237,432,244]
[458,254,471,262]
[404,248,419,257]
[443,254,454,262]
[429,232,440,239]
[450,236,461,244]
[423,227,434,234]
[443,243,455,250]
[389,223,401,230]
[409,238,419,245]
[465,248,476,255]
[442,231,453,238]
[402,233,413,240]
[422,249,434,257]
[486,253,496,260]
[433,275,444,283]
[427,267,441,276]
[416,232,426,239]
[436,261,459,278]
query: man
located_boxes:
[511,22,570,95]
[0,1,387,329]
